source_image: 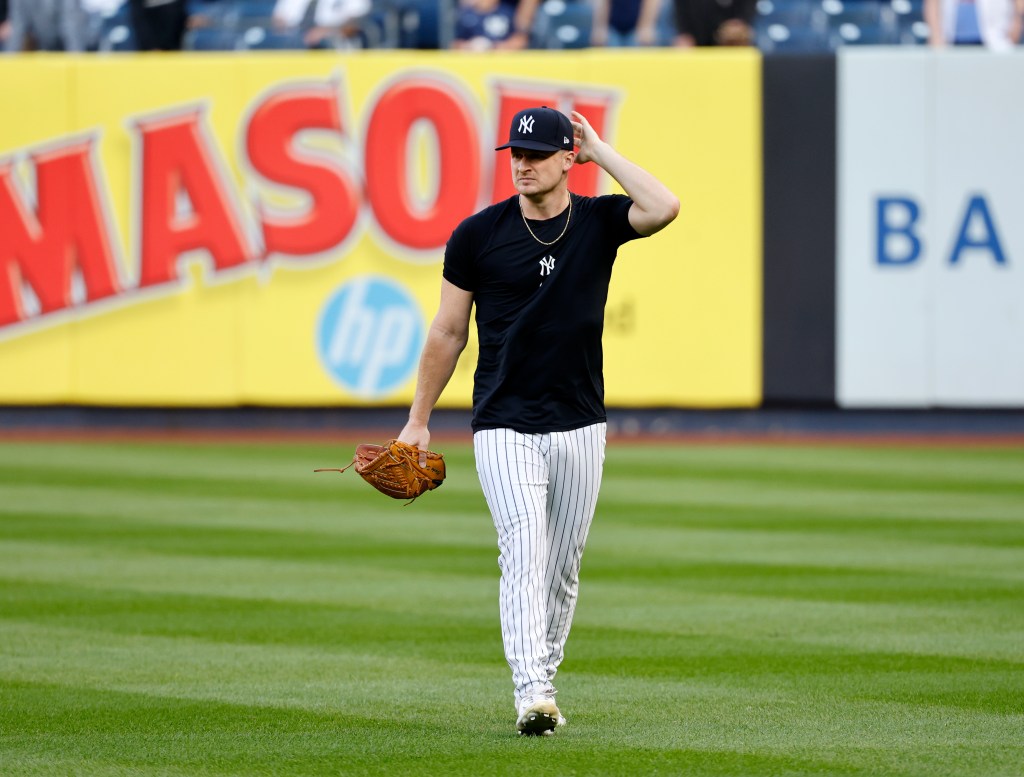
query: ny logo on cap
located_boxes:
[519,115,535,134]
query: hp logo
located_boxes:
[317,276,424,398]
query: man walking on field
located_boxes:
[398,105,679,735]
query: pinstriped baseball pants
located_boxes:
[474,423,606,706]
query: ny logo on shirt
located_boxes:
[539,255,556,276]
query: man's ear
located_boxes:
[563,151,575,170]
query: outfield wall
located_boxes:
[0,51,761,408]
[1,50,1022,410]
[764,49,1024,409]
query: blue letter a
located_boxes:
[950,195,1007,265]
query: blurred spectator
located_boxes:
[673,0,754,46]
[129,0,188,49]
[0,0,9,48]
[185,0,224,30]
[4,0,88,51]
[452,0,515,49]
[592,0,662,45]
[272,0,372,48]
[494,0,538,48]
[82,0,124,50]
[923,0,1023,50]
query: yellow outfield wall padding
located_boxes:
[0,51,762,408]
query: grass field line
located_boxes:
[0,481,490,526]
[3,549,1021,664]
[0,620,501,697]
[602,478,1024,522]
[609,444,1024,480]
[5,620,1022,751]
[4,552,1016,645]
[12,467,1018,525]
[0,467,487,501]
[588,526,1024,578]
[0,542,497,607]
[5,535,1020,654]
[4,438,1024,485]
[0,441,486,488]
[3,473,1020,527]
[5,509,1024,584]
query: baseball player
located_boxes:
[398,105,678,735]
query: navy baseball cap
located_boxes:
[495,106,574,152]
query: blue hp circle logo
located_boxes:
[317,276,424,398]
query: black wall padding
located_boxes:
[762,55,837,405]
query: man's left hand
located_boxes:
[571,111,605,165]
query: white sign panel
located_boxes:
[837,50,1024,407]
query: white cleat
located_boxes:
[516,696,561,736]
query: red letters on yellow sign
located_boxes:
[0,75,614,330]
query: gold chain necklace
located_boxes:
[519,194,572,247]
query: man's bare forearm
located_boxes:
[407,324,467,427]
[399,280,473,449]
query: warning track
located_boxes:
[1,407,1023,447]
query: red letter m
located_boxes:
[0,139,121,328]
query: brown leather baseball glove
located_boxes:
[315,439,445,503]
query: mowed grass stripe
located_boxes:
[4,502,1021,571]
[610,443,1024,482]
[3,544,1020,662]
[3,623,1021,772]
[3,439,1023,495]
[603,477,1024,522]
[4,582,1023,710]
[3,637,1021,777]
[5,516,1021,601]
[12,680,1009,777]
[7,439,1022,483]
[1,439,1023,776]
[6,481,1023,555]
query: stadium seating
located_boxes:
[95,2,137,52]
[755,0,923,52]
[235,0,279,16]
[754,0,831,52]
[78,0,941,53]
[890,0,929,44]
[184,26,242,49]
[532,0,594,50]
[237,23,306,48]
[178,0,418,50]
[393,0,456,49]
[187,0,235,27]
[757,23,832,52]
[822,0,900,46]
[756,0,825,30]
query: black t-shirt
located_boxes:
[444,193,640,433]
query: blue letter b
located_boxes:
[876,197,922,266]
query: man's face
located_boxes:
[510,148,572,197]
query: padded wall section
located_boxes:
[762,55,837,405]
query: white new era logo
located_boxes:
[564,136,570,144]
[519,115,535,134]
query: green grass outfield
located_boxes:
[1,437,1022,776]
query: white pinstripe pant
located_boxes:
[474,423,606,706]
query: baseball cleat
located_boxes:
[516,696,561,736]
